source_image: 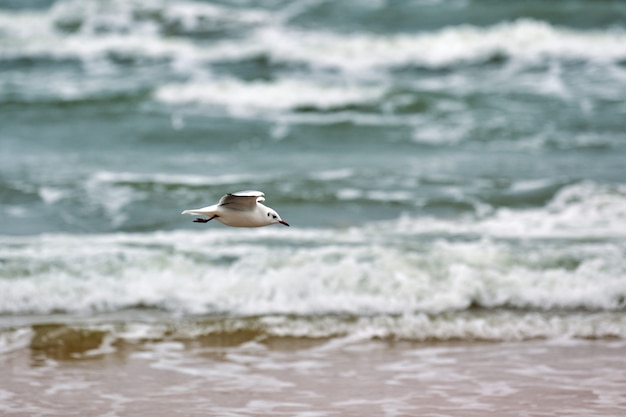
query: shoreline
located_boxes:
[1,337,624,416]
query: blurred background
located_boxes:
[1,0,626,337]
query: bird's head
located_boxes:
[265,208,289,226]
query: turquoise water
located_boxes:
[1,0,626,339]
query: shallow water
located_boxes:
[2,336,625,417]
[1,0,626,415]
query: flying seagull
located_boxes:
[181,190,289,228]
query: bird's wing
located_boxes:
[218,190,265,211]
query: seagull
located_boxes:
[181,190,289,228]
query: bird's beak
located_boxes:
[279,220,290,227]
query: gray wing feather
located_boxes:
[218,190,265,211]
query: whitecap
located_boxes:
[154,78,386,113]
[38,187,68,205]
[252,19,626,72]
[0,218,624,316]
[395,181,626,239]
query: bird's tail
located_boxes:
[181,209,207,216]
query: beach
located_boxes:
[2,331,625,416]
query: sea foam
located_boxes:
[1,182,625,316]
[394,181,626,239]
[155,78,386,113]
[3,5,626,70]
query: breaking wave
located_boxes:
[1,311,625,360]
[3,3,625,70]
[1,182,625,318]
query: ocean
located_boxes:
[1,0,626,416]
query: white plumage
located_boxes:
[182,190,289,228]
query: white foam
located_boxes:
[76,332,117,358]
[1,180,625,318]
[308,169,354,181]
[154,78,386,113]
[0,227,624,317]
[84,174,138,227]
[38,187,68,205]
[511,181,625,236]
[0,10,51,43]
[10,311,626,349]
[4,4,625,73]
[88,170,250,188]
[336,188,414,203]
[0,3,199,65]
[395,181,626,239]
[252,20,626,72]
[0,328,33,355]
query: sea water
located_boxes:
[1,1,625,416]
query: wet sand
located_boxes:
[1,338,625,417]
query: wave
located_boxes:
[49,0,271,37]
[89,170,254,189]
[155,78,386,114]
[1,181,625,316]
[95,168,356,184]
[1,311,625,359]
[2,2,625,119]
[153,79,626,150]
[5,167,626,235]
[252,20,626,71]
[394,181,626,239]
[78,174,626,226]
[2,1,625,71]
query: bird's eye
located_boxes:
[273,215,277,219]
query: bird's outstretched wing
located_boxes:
[218,190,265,211]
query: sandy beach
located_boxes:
[2,336,625,417]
